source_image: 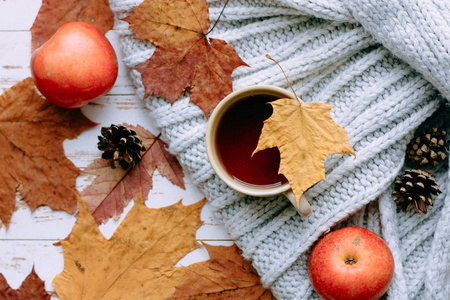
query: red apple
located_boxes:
[308,226,394,300]
[31,22,118,108]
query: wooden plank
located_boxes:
[0,3,234,297]
[0,240,62,297]
[0,170,231,240]
[0,31,33,93]
[0,0,42,31]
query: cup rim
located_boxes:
[205,85,295,197]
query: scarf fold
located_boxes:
[109,0,450,298]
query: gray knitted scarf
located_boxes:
[109,0,450,299]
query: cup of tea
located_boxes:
[205,85,311,217]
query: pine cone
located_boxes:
[97,124,146,170]
[406,128,447,167]
[392,169,441,214]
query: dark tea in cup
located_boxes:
[215,94,287,187]
[205,85,311,216]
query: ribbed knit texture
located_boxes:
[109,0,450,299]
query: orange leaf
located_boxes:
[253,98,355,205]
[0,267,51,299]
[170,243,275,299]
[80,124,185,224]
[53,192,205,299]
[31,0,114,51]
[124,0,249,117]
[0,78,98,229]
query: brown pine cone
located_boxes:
[97,124,146,170]
[392,169,441,214]
[406,128,447,167]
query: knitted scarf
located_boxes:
[109,0,450,299]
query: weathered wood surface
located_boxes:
[0,1,232,296]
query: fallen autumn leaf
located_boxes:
[31,0,114,51]
[254,98,355,205]
[0,267,51,299]
[80,124,185,225]
[53,191,205,299]
[170,243,276,299]
[0,78,98,229]
[124,0,249,117]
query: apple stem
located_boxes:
[265,54,304,104]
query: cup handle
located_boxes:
[283,189,311,217]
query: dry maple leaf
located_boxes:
[253,98,355,206]
[0,267,51,299]
[80,124,185,224]
[31,0,114,51]
[170,243,276,299]
[0,78,98,229]
[124,0,249,117]
[53,191,205,299]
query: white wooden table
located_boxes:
[0,1,232,297]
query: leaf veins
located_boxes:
[0,78,97,229]
[124,0,249,117]
[80,124,185,225]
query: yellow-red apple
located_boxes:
[31,22,118,108]
[308,226,394,300]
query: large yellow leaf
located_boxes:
[53,192,204,299]
[253,98,355,205]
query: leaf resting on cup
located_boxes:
[253,98,355,206]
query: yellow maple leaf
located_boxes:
[53,191,204,299]
[253,98,355,206]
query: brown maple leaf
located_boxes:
[0,267,51,299]
[253,98,355,206]
[124,0,249,117]
[80,124,185,224]
[170,243,276,299]
[0,78,98,229]
[53,191,205,299]
[31,0,114,51]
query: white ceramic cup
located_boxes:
[205,85,311,217]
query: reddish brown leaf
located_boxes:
[124,0,249,117]
[80,124,185,224]
[31,0,114,51]
[170,243,276,299]
[0,267,51,299]
[0,78,98,229]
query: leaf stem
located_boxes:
[266,54,303,104]
[207,0,231,35]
